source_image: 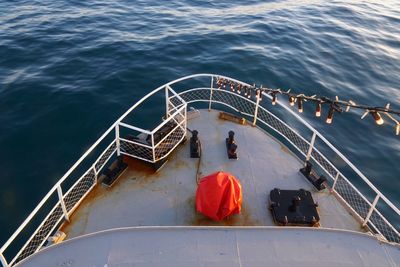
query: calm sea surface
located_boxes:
[1,0,399,243]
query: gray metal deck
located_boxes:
[5,74,399,267]
[59,110,363,239]
[18,227,399,267]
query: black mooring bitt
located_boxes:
[190,130,201,158]
[300,161,327,191]
[102,155,128,187]
[226,130,238,159]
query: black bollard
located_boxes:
[226,130,238,159]
[190,130,201,158]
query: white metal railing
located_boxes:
[118,86,187,163]
[1,74,399,267]
[170,76,399,244]
[0,83,186,266]
[4,137,116,266]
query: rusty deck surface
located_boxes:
[60,109,364,239]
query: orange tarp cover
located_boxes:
[196,171,242,221]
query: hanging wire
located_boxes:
[215,77,400,135]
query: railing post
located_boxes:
[0,252,8,267]
[332,172,340,191]
[363,195,380,227]
[57,185,70,222]
[209,76,214,111]
[92,164,99,182]
[184,104,187,132]
[305,132,317,163]
[165,86,169,118]
[252,90,261,126]
[115,124,120,156]
[151,133,156,162]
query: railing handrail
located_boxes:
[0,76,197,255]
[2,74,399,266]
[171,83,400,216]
[259,90,400,215]
[151,104,186,134]
[175,85,399,241]
[118,122,152,135]
[169,74,400,215]
[198,74,400,216]
[0,123,117,253]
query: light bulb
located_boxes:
[326,106,334,124]
[371,111,384,125]
[298,98,303,113]
[289,96,295,106]
[272,94,277,105]
[316,102,321,117]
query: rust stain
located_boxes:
[173,158,190,170]
[123,156,156,177]
[60,181,109,236]
[280,144,291,154]
[60,157,169,237]
[60,152,263,239]
[60,157,144,236]
[115,158,167,191]
[218,112,246,125]
[125,173,162,190]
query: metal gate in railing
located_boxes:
[117,85,187,163]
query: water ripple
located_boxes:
[0,0,399,241]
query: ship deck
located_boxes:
[59,109,363,238]
[18,227,400,267]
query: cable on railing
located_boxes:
[216,78,400,135]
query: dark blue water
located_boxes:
[1,0,399,244]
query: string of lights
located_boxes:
[216,78,400,135]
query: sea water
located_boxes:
[0,0,399,243]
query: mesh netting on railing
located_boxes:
[13,203,64,264]
[177,86,399,244]
[168,88,188,118]
[94,141,117,173]
[309,141,400,242]
[63,169,96,212]
[156,104,186,161]
[179,88,311,158]
[11,168,97,265]
[369,210,400,243]
[169,93,186,109]
[310,148,338,178]
[154,126,185,160]
[5,138,117,266]
[212,90,255,116]
[257,107,310,155]
[4,77,400,267]
[179,89,310,157]
[177,88,210,104]
[333,175,371,220]
[167,107,185,126]
[120,139,153,162]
